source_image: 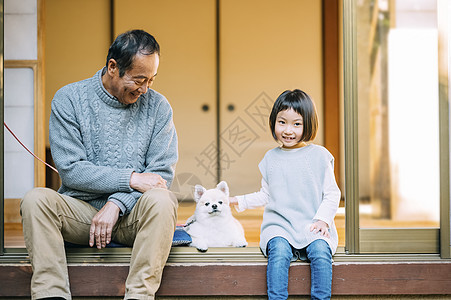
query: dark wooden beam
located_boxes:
[323,0,341,186]
[1,262,450,297]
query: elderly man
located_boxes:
[21,29,178,300]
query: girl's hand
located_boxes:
[229,196,238,206]
[310,220,330,238]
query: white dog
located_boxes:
[184,181,248,252]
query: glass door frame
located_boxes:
[438,0,451,259]
[343,0,450,257]
[1,0,5,256]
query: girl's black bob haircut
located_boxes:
[269,89,318,142]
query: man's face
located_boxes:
[107,53,159,105]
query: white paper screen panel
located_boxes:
[4,68,35,199]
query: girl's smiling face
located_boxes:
[274,108,304,148]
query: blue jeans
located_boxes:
[266,237,332,300]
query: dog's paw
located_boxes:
[233,240,248,248]
[196,241,209,252]
[191,239,209,252]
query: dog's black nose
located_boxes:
[212,204,217,209]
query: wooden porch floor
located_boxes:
[5,199,440,248]
[4,200,348,248]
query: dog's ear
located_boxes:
[194,185,206,202]
[216,181,229,197]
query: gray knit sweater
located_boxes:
[49,68,178,214]
[258,145,340,255]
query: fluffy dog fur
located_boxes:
[184,181,248,252]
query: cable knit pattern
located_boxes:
[49,68,178,214]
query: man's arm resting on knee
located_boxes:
[105,172,168,216]
[129,172,168,193]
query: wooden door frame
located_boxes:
[323,0,341,187]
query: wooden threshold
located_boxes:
[1,258,450,297]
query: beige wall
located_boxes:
[44,0,111,146]
[44,0,324,197]
[219,0,323,195]
[114,0,219,196]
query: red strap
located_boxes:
[4,122,59,174]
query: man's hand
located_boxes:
[89,201,120,249]
[310,220,330,238]
[130,172,167,193]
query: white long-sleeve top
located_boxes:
[235,144,341,255]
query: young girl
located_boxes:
[230,89,340,300]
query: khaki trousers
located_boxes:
[20,187,178,300]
